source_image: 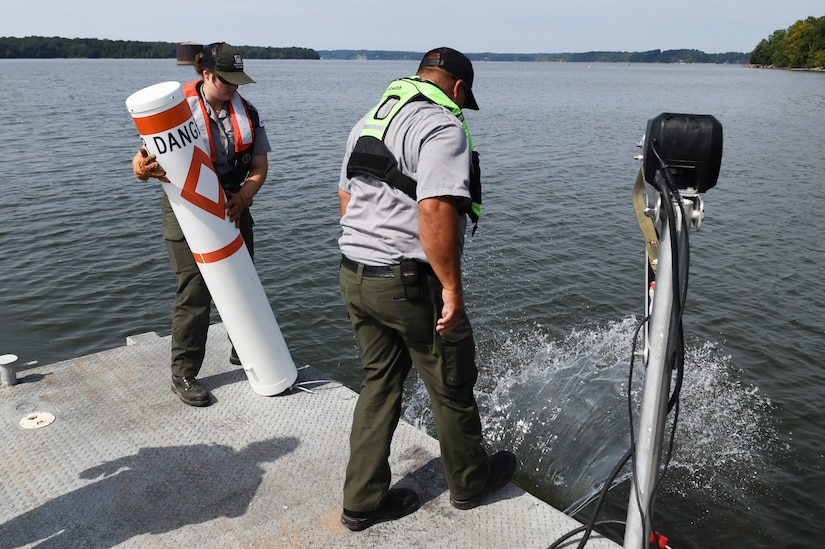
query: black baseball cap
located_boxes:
[418,47,478,110]
[201,42,255,85]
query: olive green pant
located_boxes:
[163,194,253,378]
[339,259,490,512]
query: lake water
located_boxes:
[1,58,823,548]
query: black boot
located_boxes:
[341,488,420,531]
[171,375,211,407]
[450,450,517,510]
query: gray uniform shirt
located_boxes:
[338,99,472,266]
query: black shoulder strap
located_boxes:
[346,135,418,199]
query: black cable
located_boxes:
[571,447,633,549]
[547,520,628,549]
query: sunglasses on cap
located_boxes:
[212,72,237,87]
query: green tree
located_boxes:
[750,38,773,65]
[750,16,825,68]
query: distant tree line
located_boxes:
[318,49,749,64]
[483,50,748,64]
[241,46,319,60]
[0,36,319,60]
[0,36,755,65]
[750,16,825,68]
[318,50,423,61]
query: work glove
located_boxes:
[226,190,253,227]
[132,146,169,182]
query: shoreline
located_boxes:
[747,63,825,72]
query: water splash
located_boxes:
[667,341,782,495]
[477,317,643,515]
[402,316,778,517]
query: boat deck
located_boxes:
[0,324,619,548]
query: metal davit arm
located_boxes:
[624,188,700,549]
[545,113,720,549]
[624,113,721,549]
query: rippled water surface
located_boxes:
[1,59,823,548]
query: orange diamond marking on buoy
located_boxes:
[180,147,226,219]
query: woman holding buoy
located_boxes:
[132,42,271,407]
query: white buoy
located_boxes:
[125,81,297,396]
[0,353,17,387]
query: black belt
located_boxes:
[340,255,395,278]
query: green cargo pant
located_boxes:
[339,258,490,512]
[162,194,253,378]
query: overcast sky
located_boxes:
[2,1,821,54]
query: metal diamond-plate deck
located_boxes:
[0,324,619,549]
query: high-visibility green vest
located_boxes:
[346,76,481,229]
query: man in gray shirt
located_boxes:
[337,46,516,531]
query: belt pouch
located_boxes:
[400,259,422,301]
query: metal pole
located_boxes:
[623,195,689,549]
